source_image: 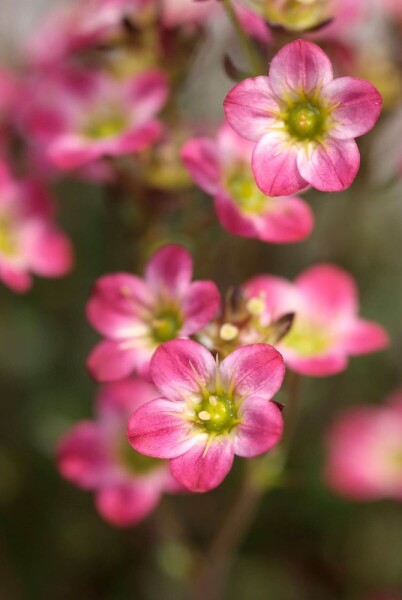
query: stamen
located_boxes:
[199,411,211,421]
[219,323,239,341]
[209,395,218,406]
[247,296,266,316]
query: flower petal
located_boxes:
[0,265,32,293]
[252,132,308,197]
[295,264,358,318]
[180,138,220,195]
[86,273,153,339]
[297,138,360,192]
[57,422,111,490]
[269,39,333,102]
[322,77,382,139]
[341,319,389,355]
[220,344,285,400]
[181,281,220,335]
[169,436,234,492]
[150,339,215,402]
[87,339,141,382]
[96,377,158,422]
[235,397,283,457]
[125,70,169,122]
[144,244,192,297]
[127,398,197,458]
[224,77,280,142]
[47,134,100,170]
[283,349,348,377]
[95,481,161,527]
[26,228,73,276]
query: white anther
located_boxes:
[246,297,266,316]
[208,395,218,406]
[199,411,211,421]
[219,323,239,341]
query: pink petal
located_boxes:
[126,70,169,121]
[101,120,163,155]
[234,2,272,44]
[47,134,101,170]
[283,350,348,377]
[322,77,382,139]
[27,228,73,277]
[252,132,308,197]
[127,398,197,458]
[57,422,111,490]
[341,319,389,355]
[235,397,283,457]
[0,265,32,293]
[87,339,141,382]
[96,377,158,422]
[180,138,220,195]
[181,281,221,335]
[224,77,281,142]
[269,40,333,102]
[296,264,358,318]
[216,193,314,243]
[220,344,285,400]
[144,244,192,297]
[169,436,234,492]
[95,481,161,527]
[86,273,153,338]
[150,339,215,402]
[297,138,360,192]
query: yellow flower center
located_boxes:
[282,318,331,356]
[262,0,331,31]
[151,309,183,343]
[197,394,237,433]
[84,109,128,140]
[0,217,17,257]
[226,169,271,214]
[120,440,162,475]
[286,102,324,140]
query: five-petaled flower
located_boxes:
[243,264,389,376]
[25,68,169,171]
[58,377,180,527]
[325,389,402,500]
[224,39,382,196]
[128,339,285,492]
[181,123,314,243]
[86,244,221,382]
[0,160,73,292]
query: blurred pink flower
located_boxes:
[58,377,179,527]
[181,123,313,243]
[33,68,168,171]
[0,161,73,293]
[86,244,221,382]
[224,39,382,196]
[243,264,389,376]
[128,339,284,492]
[325,390,402,501]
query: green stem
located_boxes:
[222,0,264,76]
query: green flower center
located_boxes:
[120,440,162,475]
[226,170,270,214]
[264,0,330,32]
[0,217,17,257]
[151,310,182,343]
[286,102,323,140]
[196,394,237,433]
[84,110,128,140]
[282,319,331,356]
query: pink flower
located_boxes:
[128,339,285,492]
[325,390,402,501]
[243,264,389,376]
[224,39,382,196]
[87,244,221,382]
[0,161,73,292]
[58,377,178,527]
[181,123,313,243]
[19,67,168,171]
